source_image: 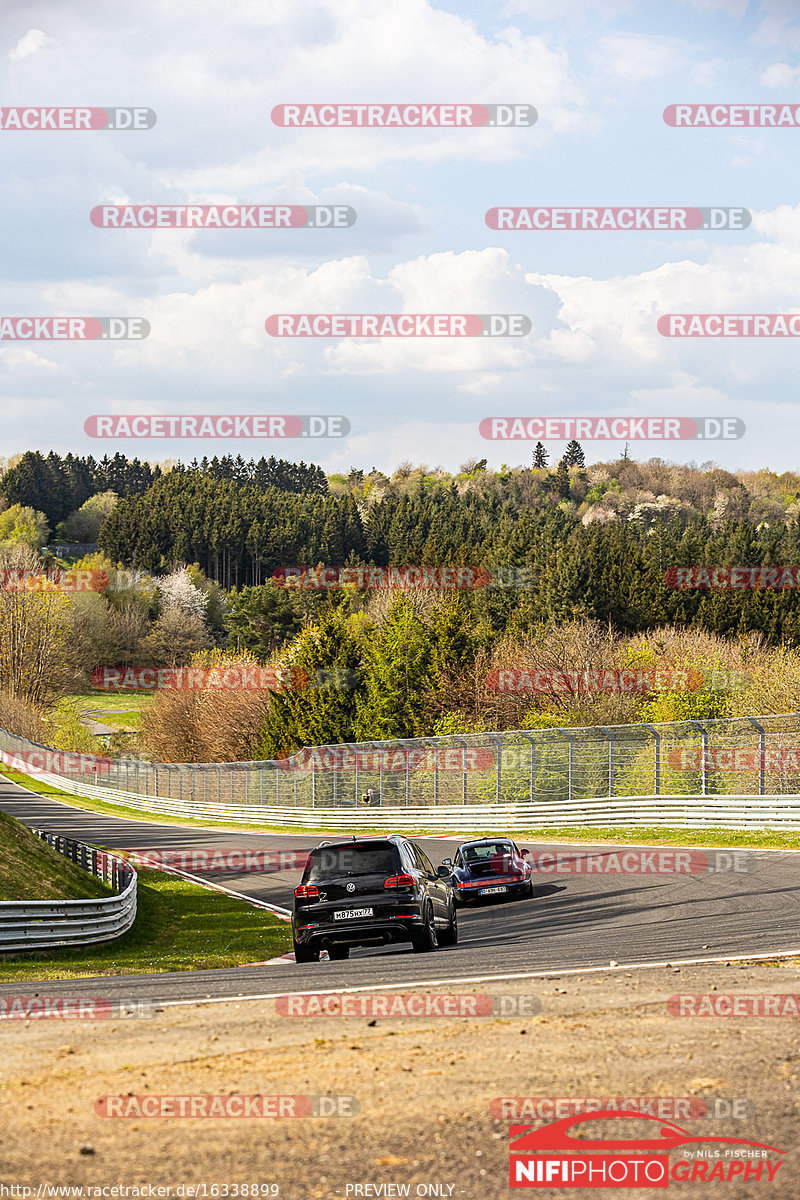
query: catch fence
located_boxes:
[2,714,800,829]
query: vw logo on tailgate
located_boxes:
[346,883,356,892]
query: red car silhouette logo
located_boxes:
[510,1110,784,1156]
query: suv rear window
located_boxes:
[304,843,401,882]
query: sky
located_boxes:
[1,0,799,476]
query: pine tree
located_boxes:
[563,440,585,468]
[354,596,437,739]
[554,460,571,498]
[532,443,549,469]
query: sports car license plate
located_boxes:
[333,907,373,920]
[480,886,507,895]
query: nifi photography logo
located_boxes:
[508,1111,784,1188]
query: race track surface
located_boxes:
[1,776,799,1002]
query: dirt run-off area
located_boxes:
[1,961,799,1199]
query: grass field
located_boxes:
[56,690,152,732]
[0,868,291,981]
[0,809,111,902]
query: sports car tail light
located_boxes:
[294,884,319,899]
[384,873,415,889]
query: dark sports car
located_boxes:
[443,837,533,904]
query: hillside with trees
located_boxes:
[1,448,800,763]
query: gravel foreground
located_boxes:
[0,961,798,1199]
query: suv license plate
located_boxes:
[333,907,374,920]
[480,886,507,895]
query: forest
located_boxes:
[0,446,799,764]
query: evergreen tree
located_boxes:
[563,440,586,468]
[256,607,363,756]
[532,443,549,469]
[354,596,438,740]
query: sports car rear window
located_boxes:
[463,842,514,861]
[305,844,401,882]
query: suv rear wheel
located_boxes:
[411,902,438,952]
[438,898,458,946]
[293,940,320,963]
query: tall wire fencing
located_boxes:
[1,713,800,818]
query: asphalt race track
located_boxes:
[1,774,799,1004]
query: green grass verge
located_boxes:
[418,824,800,849]
[58,691,153,715]
[0,809,112,902]
[3,767,800,849]
[0,869,292,981]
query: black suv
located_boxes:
[292,835,457,962]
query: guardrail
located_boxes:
[2,714,800,830]
[0,831,137,953]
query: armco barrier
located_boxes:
[0,831,137,952]
[2,715,800,830]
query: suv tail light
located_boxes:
[294,884,319,899]
[384,873,415,889]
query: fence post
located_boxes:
[452,736,468,804]
[487,734,502,803]
[744,717,766,795]
[598,727,615,797]
[518,733,536,802]
[433,745,439,806]
[557,730,575,804]
[641,724,661,796]
[689,720,709,795]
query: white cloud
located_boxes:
[679,0,749,15]
[630,370,730,407]
[504,0,635,17]
[458,374,502,393]
[0,346,60,373]
[9,29,54,61]
[525,204,800,367]
[760,61,800,89]
[593,33,690,83]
